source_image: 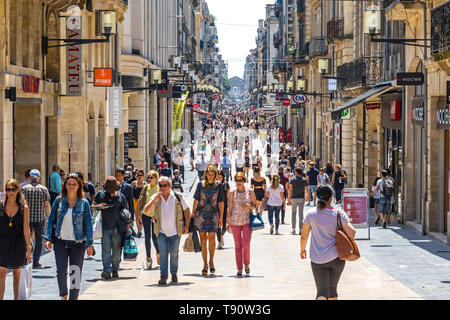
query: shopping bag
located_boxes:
[183,234,195,252]
[123,232,138,261]
[93,212,103,240]
[249,212,265,231]
[18,263,33,300]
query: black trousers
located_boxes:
[30,221,44,264]
[142,214,159,258]
[49,191,59,207]
[311,258,345,299]
[54,240,86,300]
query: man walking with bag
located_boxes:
[144,177,190,285]
[287,167,308,235]
[376,170,394,229]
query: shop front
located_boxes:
[436,101,449,235]
[381,93,403,216]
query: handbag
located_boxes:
[93,211,103,240]
[18,262,33,300]
[192,230,202,253]
[123,230,138,261]
[335,212,360,261]
[249,212,265,231]
[183,234,195,252]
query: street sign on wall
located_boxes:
[396,72,424,86]
[94,68,113,87]
[128,120,138,148]
[109,86,123,128]
[282,98,290,106]
[66,15,82,96]
[292,94,307,104]
[341,109,350,120]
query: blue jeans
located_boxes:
[308,185,317,202]
[157,232,181,278]
[268,205,282,229]
[379,197,391,214]
[223,167,231,182]
[101,228,122,273]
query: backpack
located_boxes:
[381,178,394,197]
[172,176,184,193]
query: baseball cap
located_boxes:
[30,169,41,178]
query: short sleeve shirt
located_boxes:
[267,185,285,206]
[94,190,127,230]
[306,168,320,186]
[22,183,51,223]
[303,207,350,264]
[150,191,189,237]
[289,176,308,199]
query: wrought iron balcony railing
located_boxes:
[309,37,328,57]
[327,18,344,43]
[337,57,383,90]
[431,1,450,57]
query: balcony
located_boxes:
[309,37,328,57]
[337,58,382,90]
[272,61,288,74]
[431,1,450,60]
[327,18,344,43]
[273,30,282,49]
[294,42,309,65]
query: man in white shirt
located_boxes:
[196,153,208,180]
[144,177,190,285]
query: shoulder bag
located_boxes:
[335,212,360,261]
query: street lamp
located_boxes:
[42,8,116,55]
[318,58,330,75]
[297,79,306,91]
[365,5,430,47]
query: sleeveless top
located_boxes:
[132,183,143,200]
[229,189,251,226]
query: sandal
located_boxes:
[237,270,243,277]
[202,269,208,276]
[245,266,250,275]
[210,268,216,274]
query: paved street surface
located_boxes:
[4,139,450,300]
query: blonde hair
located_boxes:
[203,165,218,187]
[271,175,280,190]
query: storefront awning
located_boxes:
[191,108,210,116]
[330,81,397,120]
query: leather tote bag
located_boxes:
[335,212,360,261]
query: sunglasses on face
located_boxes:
[149,176,157,180]
[235,179,244,182]
[159,184,169,188]
[6,187,18,192]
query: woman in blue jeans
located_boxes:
[44,174,94,300]
[265,175,285,235]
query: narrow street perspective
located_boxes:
[0,0,449,305]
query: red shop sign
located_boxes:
[286,127,292,143]
[365,102,381,110]
[279,127,285,142]
[282,99,290,106]
[22,75,40,93]
[390,101,401,121]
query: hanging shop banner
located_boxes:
[173,92,189,143]
[286,128,292,143]
[94,68,113,87]
[128,120,138,148]
[66,16,82,96]
[411,97,425,125]
[279,127,285,142]
[342,188,370,239]
[109,86,123,128]
[390,100,402,121]
[396,72,424,86]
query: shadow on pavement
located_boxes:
[145,282,194,287]
[32,275,56,279]
[183,273,224,278]
[390,225,450,261]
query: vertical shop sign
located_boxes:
[66,17,82,96]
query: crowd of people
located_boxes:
[0,106,397,301]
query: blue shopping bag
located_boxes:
[123,231,138,261]
[249,212,265,231]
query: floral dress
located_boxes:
[193,182,225,233]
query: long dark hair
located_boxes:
[61,174,85,199]
[4,179,26,212]
[317,184,334,209]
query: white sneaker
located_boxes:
[275,229,280,235]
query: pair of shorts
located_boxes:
[308,185,317,193]
[378,197,391,214]
[236,167,244,173]
[373,198,380,204]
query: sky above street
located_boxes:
[207,0,268,79]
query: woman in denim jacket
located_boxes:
[44,174,94,300]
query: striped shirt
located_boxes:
[22,183,51,222]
